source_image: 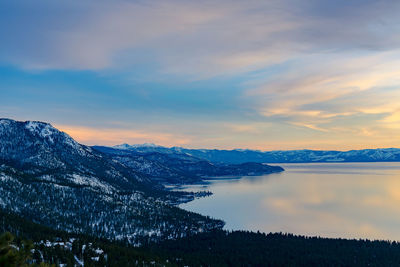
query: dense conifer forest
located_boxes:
[3,208,400,266]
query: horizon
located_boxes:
[2,1,400,150]
[107,142,400,153]
[2,116,400,152]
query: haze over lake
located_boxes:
[180,162,400,241]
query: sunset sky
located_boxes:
[1,0,400,150]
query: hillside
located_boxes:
[93,146,284,184]
[0,119,223,245]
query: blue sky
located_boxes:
[1,0,400,150]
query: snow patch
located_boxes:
[69,174,114,193]
[0,173,13,182]
[114,143,162,149]
[25,121,56,143]
[0,119,12,127]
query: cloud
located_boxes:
[2,0,400,150]
[224,122,273,134]
[2,0,400,75]
[56,124,192,146]
[245,51,400,135]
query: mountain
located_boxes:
[0,119,154,191]
[0,118,223,245]
[111,143,400,164]
[92,146,204,184]
[93,146,284,184]
[114,142,162,150]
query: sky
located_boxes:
[1,0,400,150]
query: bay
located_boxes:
[179,162,400,240]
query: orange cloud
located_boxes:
[55,124,192,146]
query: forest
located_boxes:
[2,208,400,266]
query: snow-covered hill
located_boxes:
[0,118,223,245]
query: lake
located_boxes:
[179,162,400,241]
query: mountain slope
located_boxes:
[93,146,203,184]
[0,119,153,191]
[93,146,284,184]
[0,119,223,245]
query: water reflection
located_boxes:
[179,162,400,240]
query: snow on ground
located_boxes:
[69,174,114,193]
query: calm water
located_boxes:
[179,162,400,240]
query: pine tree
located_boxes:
[0,232,54,267]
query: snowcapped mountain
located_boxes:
[114,143,162,150]
[111,143,400,164]
[1,119,92,168]
[0,118,151,190]
[112,143,178,155]
[0,118,223,245]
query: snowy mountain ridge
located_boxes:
[114,143,161,149]
[113,143,400,164]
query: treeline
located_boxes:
[150,230,400,266]
[3,208,400,266]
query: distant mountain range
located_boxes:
[110,143,400,164]
[93,145,284,184]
